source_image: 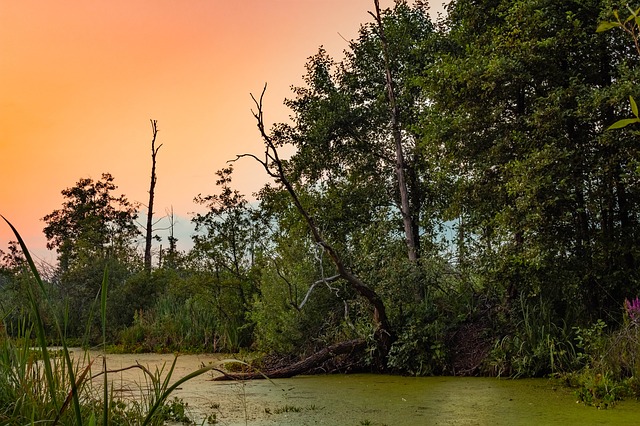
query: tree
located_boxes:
[423,0,640,319]
[190,166,264,349]
[43,173,140,273]
[192,166,261,305]
[42,173,141,338]
[0,241,25,273]
[159,206,181,270]
[144,119,163,273]
[370,0,418,264]
[273,1,440,303]
[237,85,394,365]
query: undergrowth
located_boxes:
[0,216,216,425]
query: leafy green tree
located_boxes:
[268,1,441,303]
[189,166,264,349]
[234,1,457,368]
[424,0,640,320]
[249,182,357,355]
[0,241,24,272]
[0,242,28,318]
[42,173,141,338]
[192,166,261,304]
[43,173,140,273]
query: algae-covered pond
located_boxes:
[78,350,640,425]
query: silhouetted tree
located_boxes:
[144,119,162,273]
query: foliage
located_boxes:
[42,173,139,273]
[118,291,220,353]
[485,295,578,378]
[190,166,262,349]
[248,235,347,354]
[38,173,142,341]
[566,298,640,407]
[571,369,628,409]
[387,303,447,376]
[0,217,215,425]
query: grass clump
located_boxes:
[0,216,216,424]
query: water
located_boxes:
[205,375,640,425]
[76,351,640,425]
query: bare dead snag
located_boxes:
[233,85,394,365]
[212,338,366,380]
[369,0,419,265]
[144,119,162,273]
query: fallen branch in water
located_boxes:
[212,338,366,381]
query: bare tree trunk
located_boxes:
[144,119,162,273]
[235,86,394,365]
[370,0,418,264]
[213,338,366,380]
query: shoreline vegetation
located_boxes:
[6,0,640,423]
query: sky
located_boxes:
[0,0,447,264]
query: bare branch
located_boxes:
[298,274,341,310]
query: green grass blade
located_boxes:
[608,117,640,129]
[2,215,84,424]
[142,362,217,426]
[630,96,639,118]
[2,215,59,409]
[161,356,177,394]
[596,20,620,32]
[100,267,109,426]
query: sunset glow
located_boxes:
[0,0,446,260]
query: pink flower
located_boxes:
[624,297,640,323]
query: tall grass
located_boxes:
[118,293,238,353]
[486,294,577,377]
[0,216,216,424]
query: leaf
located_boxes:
[631,96,639,118]
[624,12,635,23]
[607,118,640,130]
[596,21,620,32]
[141,361,218,426]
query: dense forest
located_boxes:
[4,0,640,399]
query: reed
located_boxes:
[0,216,216,424]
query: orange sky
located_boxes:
[0,0,446,262]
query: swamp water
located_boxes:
[73,350,640,425]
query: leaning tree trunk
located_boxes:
[235,85,395,367]
[213,338,366,380]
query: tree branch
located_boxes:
[236,83,394,362]
[298,274,341,309]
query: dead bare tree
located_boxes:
[144,119,162,273]
[233,85,394,365]
[369,0,419,264]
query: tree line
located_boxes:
[2,0,640,379]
